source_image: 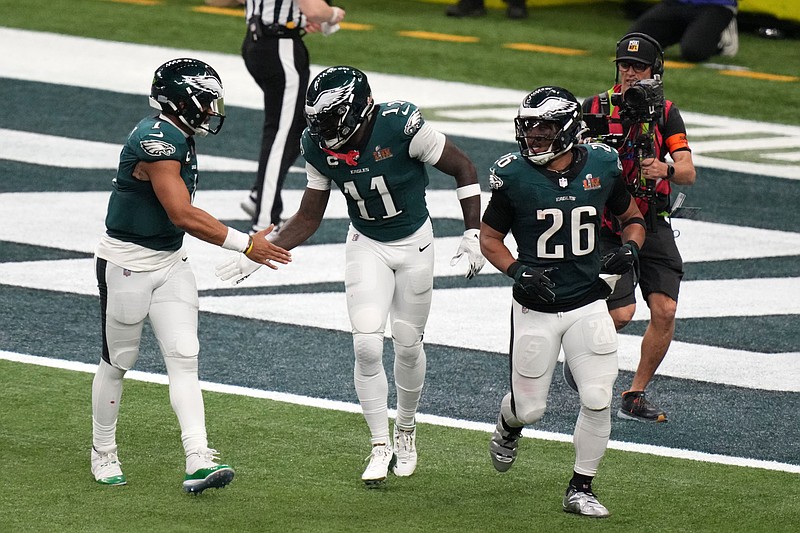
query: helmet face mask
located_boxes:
[149,58,225,137]
[305,66,374,150]
[515,86,582,166]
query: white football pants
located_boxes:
[92,257,208,456]
[499,298,619,476]
[345,220,434,445]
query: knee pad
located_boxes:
[515,404,546,425]
[392,319,422,346]
[108,345,139,371]
[580,382,614,411]
[353,332,384,376]
[173,332,200,359]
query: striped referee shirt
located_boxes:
[246,0,305,28]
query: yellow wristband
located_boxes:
[244,236,254,256]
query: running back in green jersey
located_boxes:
[301,101,431,242]
[486,143,627,305]
[105,116,197,251]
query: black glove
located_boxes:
[601,240,639,275]
[507,262,556,303]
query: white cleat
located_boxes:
[562,486,610,518]
[91,447,126,486]
[392,426,417,477]
[361,444,396,487]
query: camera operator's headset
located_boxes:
[615,32,664,82]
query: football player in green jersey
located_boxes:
[481,86,645,517]
[91,58,291,493]
[216,65,486,486]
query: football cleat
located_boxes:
[489,414,522,472]
[617,391,667,423]
[183,448,235,494]
[563,486,610,518]
[445,1,487,17]
[361,443,396,487]
[392,425,417,477]
[91,447,127,486]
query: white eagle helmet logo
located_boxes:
[183,74,224,98]
[520,95,576,119]
[305,78,355,116]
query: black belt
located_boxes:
[248,17,304,40]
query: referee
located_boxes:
[241,0,346,233]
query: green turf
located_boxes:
[1,0,798,124]
[1,359,797,532]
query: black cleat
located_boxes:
[445,1,487,17]
[617,391,667,423]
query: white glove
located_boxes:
[450,229,486,280]
[215,253,262,286]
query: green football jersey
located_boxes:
[301,101,432,242]
[483,143,630,310]
[105,116,196,251]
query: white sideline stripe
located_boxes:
[2,190,800,262]
[2,27,800,180]
[2,350,797,475]
[0,129,258,172]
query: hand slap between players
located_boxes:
[246,225,292,267]
[215,225,291,286]
[450,228,486,279]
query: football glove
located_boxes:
[507,262,556,303]
[450,228,486,280]
[601,240,639,275]
[215,253,262,286]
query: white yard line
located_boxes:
[3,350,798,474]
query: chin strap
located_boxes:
[322,147,360,166]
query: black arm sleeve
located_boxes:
[606,176,633,218]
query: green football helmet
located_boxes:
[149,58,225,137]
[304,66,374,150]
[515,86,582,166]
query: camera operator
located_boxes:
[581,32,696,424]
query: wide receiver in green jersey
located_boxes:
[216,65,486,486]
[91,58,290,494]
[480,86,645,518]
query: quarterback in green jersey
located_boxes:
[91,58,291,494]
[481,86,645,518]
[216,65,486,486]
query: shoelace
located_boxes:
[396,431,412,452]
[189,448,220,467]
[99,453,121,468]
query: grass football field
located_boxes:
[1,1,799,531]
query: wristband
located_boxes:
[222,227,250,252]
[625,240,640,253]
[666,164,675,179]
[244,236,254,256]
[456,183,481,200]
